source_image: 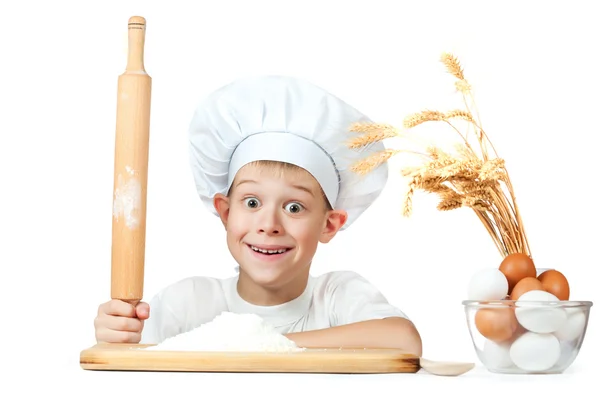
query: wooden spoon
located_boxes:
[419,358,475,376]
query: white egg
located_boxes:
[482,340,513,369]
[554,308,586,341]
[509,332,560,372]
[467,268,508,300]
[555,341,577,370]
[515,290,567,333]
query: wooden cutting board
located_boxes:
[80,343,420,373]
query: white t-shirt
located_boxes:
[140,270,409,344]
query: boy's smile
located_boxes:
[247,243,293,260]
[212,160,347,305]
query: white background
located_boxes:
[1,0,598,399]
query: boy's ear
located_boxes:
[319,209,348,243]
[213,193,231,227]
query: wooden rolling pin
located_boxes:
[110,16,152,305]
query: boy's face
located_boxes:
[213,162,347,295]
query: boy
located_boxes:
[93,76,422,356]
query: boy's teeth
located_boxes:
[251,245,287,254]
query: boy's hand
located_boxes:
[94,300,150,343]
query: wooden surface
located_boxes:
[80,344,420,373]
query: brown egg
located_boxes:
[514,322,527,337]
[474,307,518,342]
[538,270,570,300]
[499,253,537,293]
[510,277,543,300]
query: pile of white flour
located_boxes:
[144,312,304,352]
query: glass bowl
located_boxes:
[463,298,592,374]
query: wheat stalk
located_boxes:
[348,52,531,259]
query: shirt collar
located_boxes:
[225,272,314,328]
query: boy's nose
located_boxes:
[257,210,283,235]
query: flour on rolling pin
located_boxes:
[112,165,141,229]
[144,312,304,352]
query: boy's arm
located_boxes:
[284,316,422,356]
[285,271,423,356]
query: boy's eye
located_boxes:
[284,202,304,213]
[244,198,261,208]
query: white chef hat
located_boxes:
[188,75,388,230]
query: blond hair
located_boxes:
[231,160,332,210]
